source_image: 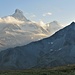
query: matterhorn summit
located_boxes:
[12,9,29,21]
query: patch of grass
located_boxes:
[0,65,75,75]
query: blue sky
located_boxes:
[0,0,75,25]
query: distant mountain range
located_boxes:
[0,21,74,70]
[0,9,62,50]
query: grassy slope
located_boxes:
[0,65,75,75]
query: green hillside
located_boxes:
[0,65,75,75]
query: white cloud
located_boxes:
[0,16,24,25]
[30,15,36,18]
[43,12,52,16]
[37,20,48,30]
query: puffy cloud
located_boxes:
[0,16,24,25]
[37,20,48,30]
[30,15,36,18]
[43,12,52,16]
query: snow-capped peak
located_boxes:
[46,21,62,35]
[49,21,61,26]
[12,9,29,22]
[15,9,23,15]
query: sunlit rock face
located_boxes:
[0,9,62,51]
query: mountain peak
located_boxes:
[50,21,59,25]
[67,22,75,31]
[15,9,23,14]
[12,9,29,21]
[70,22,75,25]
[67,22,75,28]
